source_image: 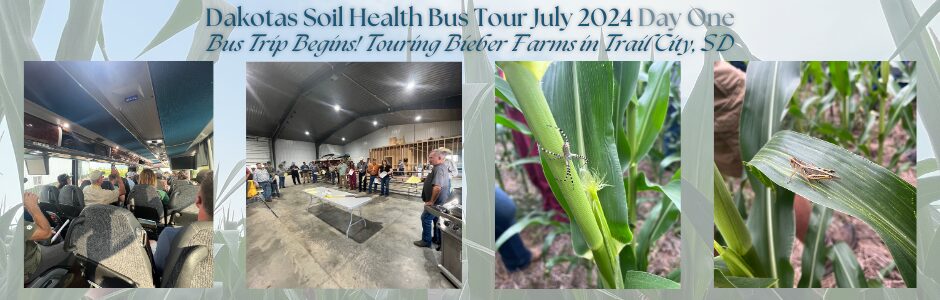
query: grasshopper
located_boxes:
[787,156,839,184]
[538,125,588,184]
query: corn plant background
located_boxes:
[0,0,940,300]
[713,61,916,289]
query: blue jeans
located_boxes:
[279,176,285,188]
[380,176,391,195]
[260,181,272,200]
[368,175,378,193]
[495,186,532,271]
[271,179,280,197]
[420,209,440,244]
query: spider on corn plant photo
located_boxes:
[495,61,681,289]
[713,61,916,288]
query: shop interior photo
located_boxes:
[245,62,464,289]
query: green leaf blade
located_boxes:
[748,130,917,287]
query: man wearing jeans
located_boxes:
[413,148,451,248]
[357,158,368,192]
[253,163,272,201]
[277,161,287,189]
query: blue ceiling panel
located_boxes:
[150,62,213,158]
[24,62,155,160]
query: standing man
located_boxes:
[413,148,452,248]
[338,161,348,187]
[277,161,287,189]
[290,162,300,186]
[300,162,310,184]
[253,163,272,202]
[367,158,379,194]
[266,162,279,198]
[311,162,319,184]
[357,158,368,192]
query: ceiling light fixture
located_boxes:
[334,104,341,111]
[305,131,310,135]
[406,81,415,90]
[342,137,346,141]
[415,115,422,121]
[372,120,378,126]
[62,123,70,129]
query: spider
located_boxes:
[538,125,588,183]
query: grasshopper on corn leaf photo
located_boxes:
[713,61,916,288]
[495,61,681,289]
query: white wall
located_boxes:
[345,121,461,160]
[274,139,317,166]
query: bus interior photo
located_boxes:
[22,61,214,288]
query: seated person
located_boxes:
[153,170,213,274]
[82,167,125,206]
[23,192,53,283]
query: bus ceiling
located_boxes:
[24,61,213,167]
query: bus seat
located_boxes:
[38,185,59,205]
[167,184,198,224]
[57,185,85,218]
[58,185,84,208]
[161,221,212,287]
[65,205,154,288]
[129,184,165,226]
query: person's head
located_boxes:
[429,147,451,166]
[108,173,119,184]
[156,173,168,191]
[195,170,214,221]
[89,170,105,185]
[177,171,189,180]
[57,173,70,187]
[139,169,157,186]
[128,165,137,172]
[256,163,263,169]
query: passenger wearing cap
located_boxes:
[56,173,71,190]
[82,166,125,206]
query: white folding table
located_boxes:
[305,188,371,238]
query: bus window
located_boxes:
[23,157,73,191]
[77,161,127,183]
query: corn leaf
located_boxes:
[543,62,631,246]
[796,204,833,288]
[635,193,678,272]
[713,165,753,259]
[747,130,917,287]
[613,62,641,170]
[829,242,869,288]
[495,75,520,109]
[714,269,778,288]
[494,114,531,135]
[621,271,679,289]
[630,62,674,163]
[55,0,104,60]
[738,61,801,286]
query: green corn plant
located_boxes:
[496,61,679,289]
[714,61,917,288]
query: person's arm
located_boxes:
[112,166,126,195]
[428,185,441,206]
[23,193,53,241]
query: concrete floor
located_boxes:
[246,181,455,289]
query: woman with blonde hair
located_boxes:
[139,169,170,207]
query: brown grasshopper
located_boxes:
[787,156,839,184]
